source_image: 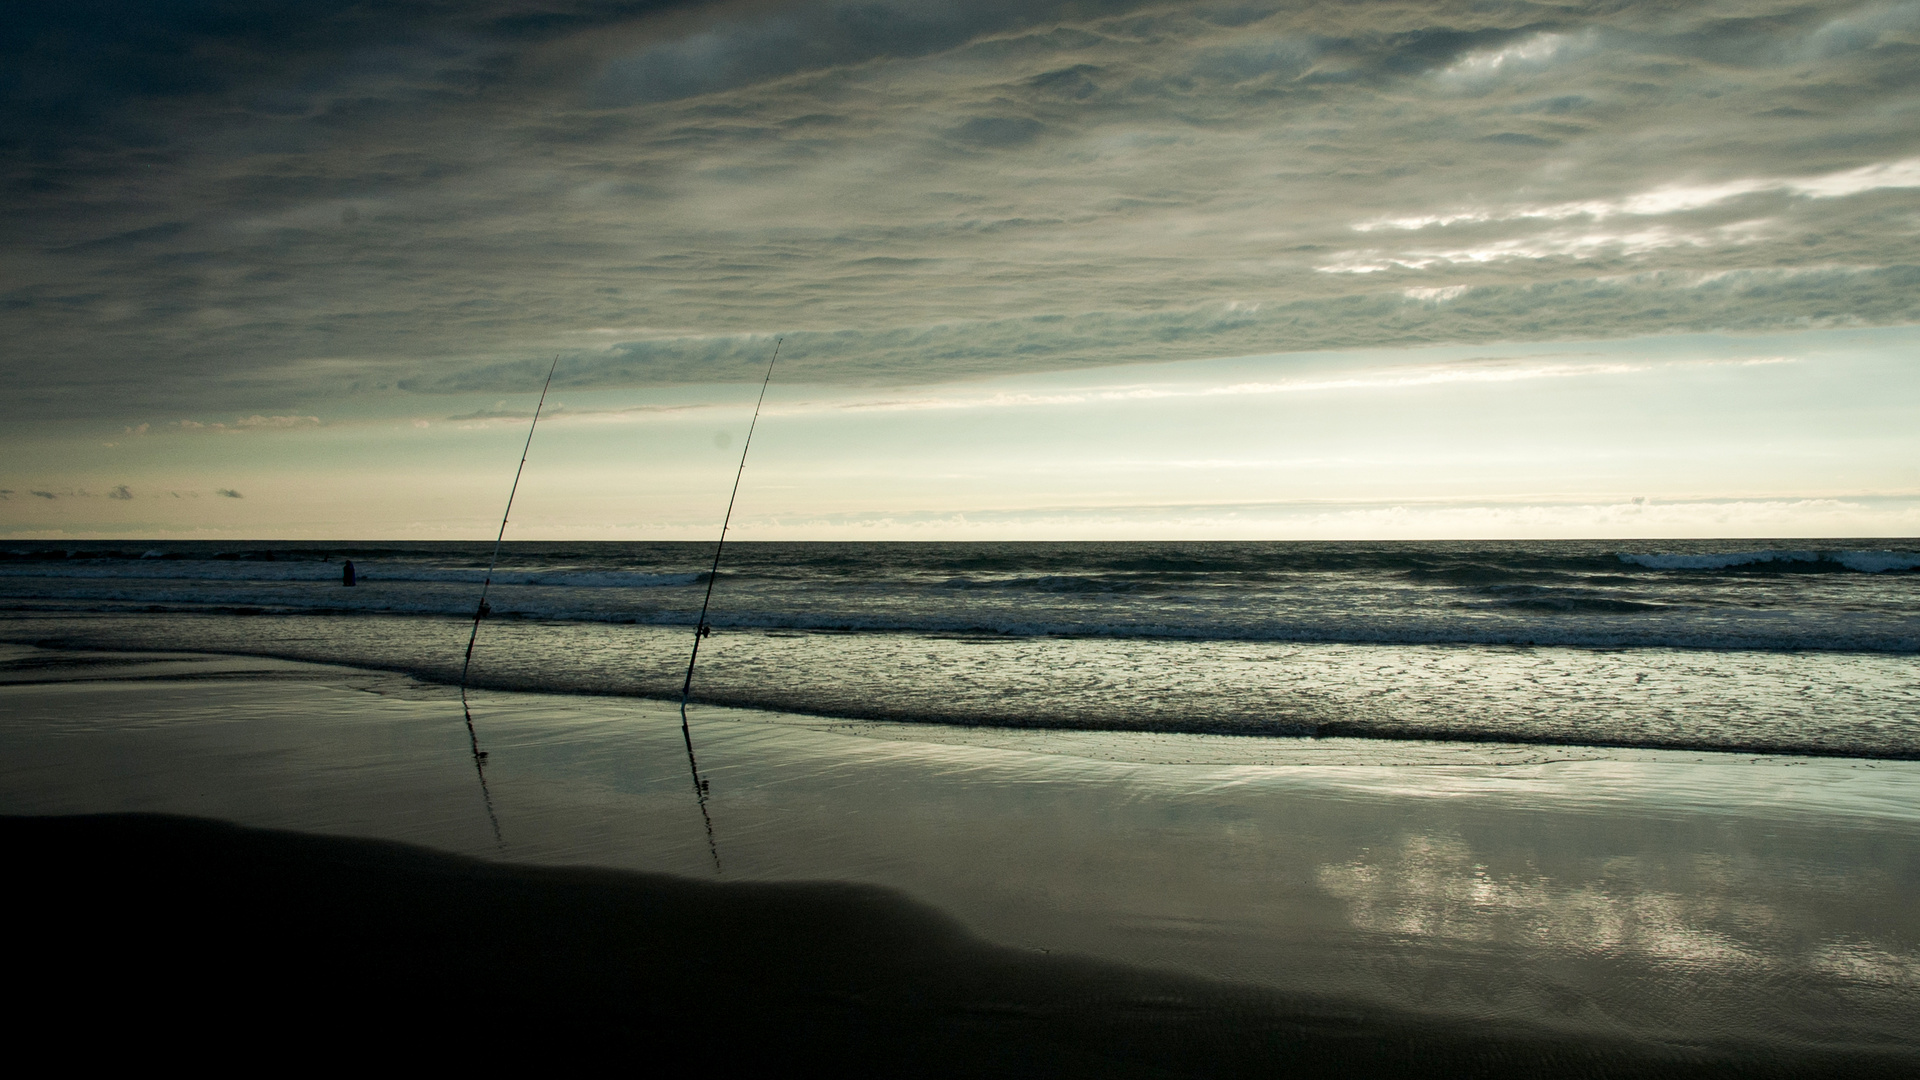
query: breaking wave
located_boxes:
[1618,549,1920,573]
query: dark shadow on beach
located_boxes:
[9,814,1907,1076]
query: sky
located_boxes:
[3,0,1918,540]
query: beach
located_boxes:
[4,643,1916,1073]
[10,0,1920,1066]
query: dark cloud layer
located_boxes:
[3,0,1918,419]
[593,0,1153,103]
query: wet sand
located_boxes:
[18,811,1875,1076]
[3,645,1917,1072]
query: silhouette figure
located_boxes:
[342,560,356,587]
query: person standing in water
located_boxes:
[342,560,356,587]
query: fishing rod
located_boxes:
[462,354,560,688]
[678,336,783,872]
[458,354,561,844]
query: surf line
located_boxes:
[458,354,561,845]
[679,336,782,874]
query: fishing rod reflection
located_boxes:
[456,671,727,867]
[460,685,504,847]
[682,696,722,873]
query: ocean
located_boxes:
[3,538,1916,759]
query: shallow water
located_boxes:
[3,644,1915,1055]
[7,611,1918,758]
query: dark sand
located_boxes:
[9,813,1907,1076]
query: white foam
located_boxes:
[1835,550,1920,573]
[1619,549,1920,573]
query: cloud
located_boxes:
[1354,157,1920,232]
[233,414,321,429]
[949,116,1045,148]
[31,491,57,500]
[591,1,1151,105]
[831,363,1649,413]
[4,0,1920,424]
[107,485,133,500]
[1320,225,1723,272]
[802,351,1812,417]
[446,407,541,421]
[216,489,245,498]
[174,415,321,432]
[442,400,694,421]
[1805,1,1920,59]
[1439,30,1598,83]
[1403,285,1470,302]
[389,266,1920,392]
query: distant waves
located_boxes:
[2,538,1916,654]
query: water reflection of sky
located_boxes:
[1322,834,1772,968]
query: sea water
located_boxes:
[2,539,1916,758]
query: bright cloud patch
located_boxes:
[1440,30,1596,81]
[175,416,322,432]
[1355,157,1920,232]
